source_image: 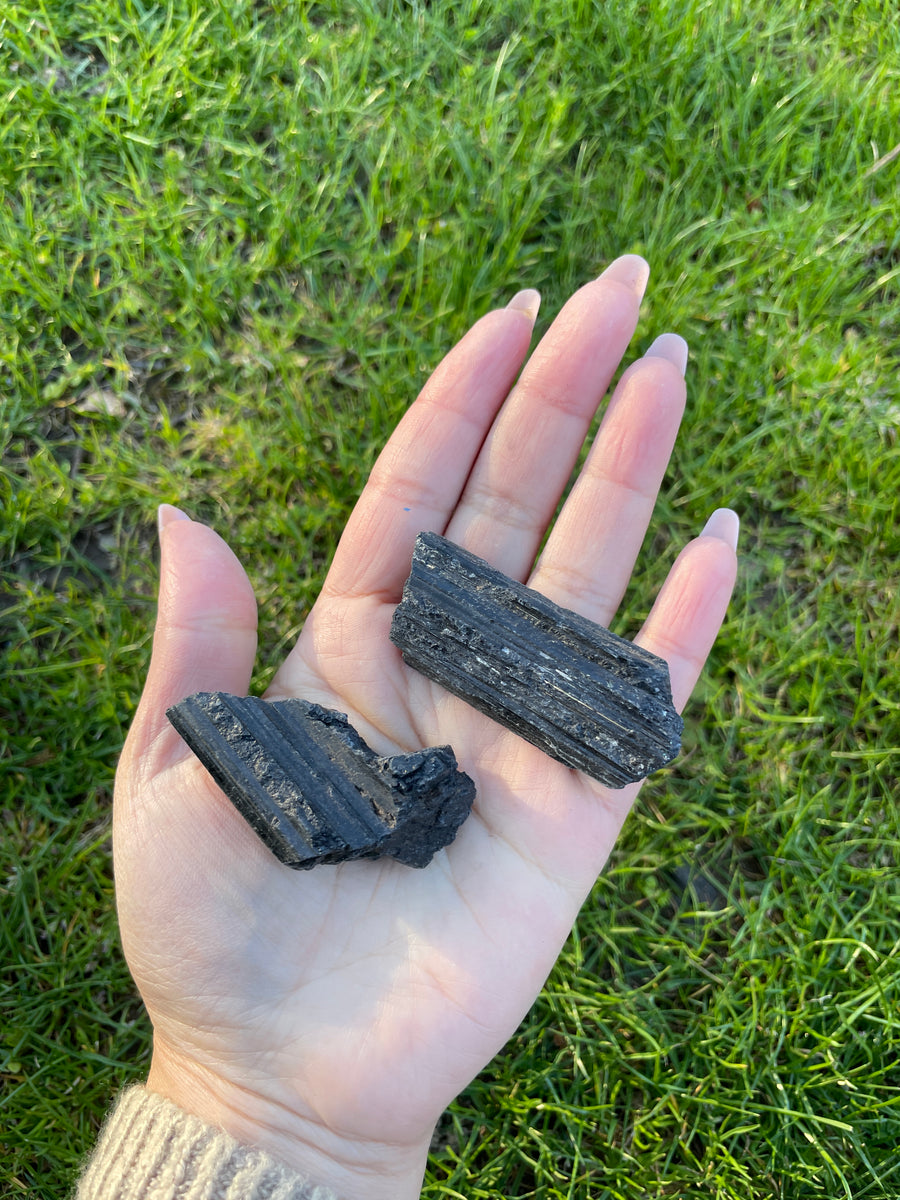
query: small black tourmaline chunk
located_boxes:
[389,532,683,787]
[166,692,475,869]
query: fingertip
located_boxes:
[506,288,542,322]
[700,508,740,552]
[644,333,689,376]
[157,503,191,538]
[596,254,650,300]
[157,518,258,634]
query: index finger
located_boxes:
[322,294,540,602]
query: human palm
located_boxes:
[114,258,738,1199]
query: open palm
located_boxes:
[114,258,738,1199]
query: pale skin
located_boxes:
[114,255,738,1199]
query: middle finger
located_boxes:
[443,254,649,579]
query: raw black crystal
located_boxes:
[166,692,475,869]
[389,532,683,787]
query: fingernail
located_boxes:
[506,288,541,321]
[597,254,650,300]
[701,508,740,551]
[645,333,689,376]
[157,504,191,538]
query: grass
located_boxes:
[2,0,899,1195]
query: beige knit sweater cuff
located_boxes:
[76,1085,340,1200]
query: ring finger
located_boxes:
[527,333,688,626]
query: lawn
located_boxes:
[2,1,899,1196]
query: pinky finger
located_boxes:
[636,509,739,713]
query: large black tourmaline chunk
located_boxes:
[389,532,683,787]
[166,692,475,869]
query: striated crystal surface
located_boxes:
[390,532,683,787]
[166,692,475,869]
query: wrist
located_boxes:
[147,1044,431,1200]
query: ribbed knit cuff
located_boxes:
[76,1085,340,1200]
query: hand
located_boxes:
[114,257,738,1200]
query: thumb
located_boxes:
[125,506,259,777]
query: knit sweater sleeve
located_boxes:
[75,1085,341,1200]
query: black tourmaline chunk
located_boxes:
[389,532,683,787]
[166,693,475,869]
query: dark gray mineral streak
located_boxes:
[389,532,683,787]
[166,693,475,869]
